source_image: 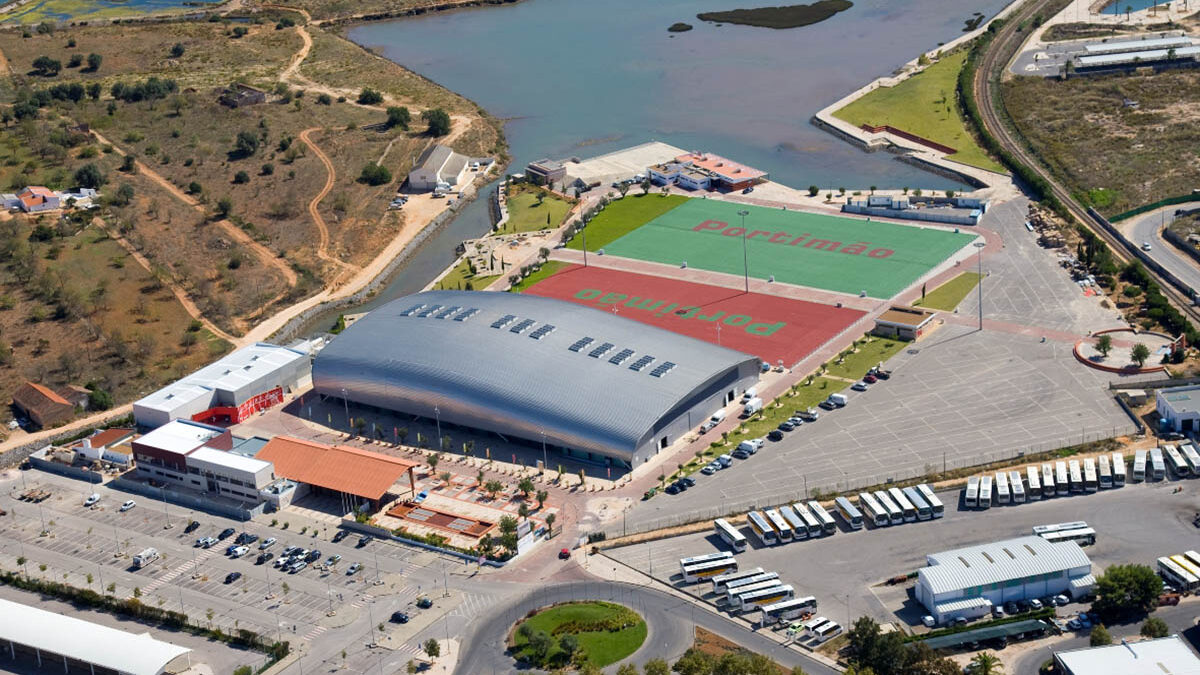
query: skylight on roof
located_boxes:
[588,342,614,358]
[568,337,594,352]
[649,361,676,377]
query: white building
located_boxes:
[1157,385,1200,433]
[407,144,470,192]
[915,536,1094,624]
[1055,636,1200,675]
[184,446,274,503]
[133,342,311,428]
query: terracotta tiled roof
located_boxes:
[26,382,69,406]
[257,436,416,500]
[88,428,135,448]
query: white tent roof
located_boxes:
[0,598,191,675]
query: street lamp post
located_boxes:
[434,405,442,449]
[160,487,172,529]
[738,209,750,292]
[974,241,986,330]
[341,387,350,428]
[541,430,547,472]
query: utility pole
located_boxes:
[738,209,750,292]
[974,241,986,330]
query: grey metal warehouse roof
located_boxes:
[920,536,1091,596]
[312,291,758,462]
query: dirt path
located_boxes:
[297,127,359,281]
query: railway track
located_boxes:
[971,0,1200,326]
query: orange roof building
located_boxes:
[16,186,60,213]
[13,382,76,429]
[257,436,417,504]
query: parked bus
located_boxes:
[964,476,980,509]
[1068,460,1083,492]
[1007,470,1026,503]
[680,551,733,573]
[727,580,786,605]
[1055,461,1069,495]
[779,506,808,541]
[1181,443,1200,475]
[1033,521,1089,536]
[916,484,944,518]
[807,501,837,536]
[800,615,829,635]
[1157,557,1199,592]
[682,558,739,583]
[1027,466,1042,500]
[809,619,844,644]
[1041,527,1096,546]
[792,502,821,538]
[714,519,747,553]
[1150,447,1166,481]
[1112,452,1126,486]
[875,490,904,523]
[1164,444,1190,478]
[1183,551,1200,573]
[888,487,918,522]
[736,585,795,613]
[1042,464,1056,497]
[902,486,932,520]
[711,567,765,594]
[721,572,780,598]
[1098,454,1112,489]
[1083,457,1098,493]
[834,496,864,530]
[759,596,818,626]
[994,471,1011,505]
[979,475,993,509]
[1172,554,1200,582]
[764,508,793,542]
[859,492,889,527]
[747,511,778,546]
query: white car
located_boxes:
[1142,242,1152,251]
[259,537,277,550]
[229,546,250,558]
[1029,598,1043,610]
[119,500,136,512]
[921,615,936,628]
[851,381,869,392]
[83,494,100,507]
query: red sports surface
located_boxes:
[525,265,864,366]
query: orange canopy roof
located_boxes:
[257,436,416,500]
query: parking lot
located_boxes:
[606,477,1200,635]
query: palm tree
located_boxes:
[535,490,548,510]
[428,453,440,473]
[517,477,535,498]
[970,652,1003,675]
[545,513,556,536]
[1126,4,1132,21]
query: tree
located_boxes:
[517,502,530,520]
[215,197,233,219]
[558,633,580,662]
[32,56,62,76]
[641,179,651,195]
[428,453,440,472]
[545,512,556,535]
[85,53,102,72]
[1090,624,1113,646]
[617,663,640,675]
[422,108,451,136]
[386,106,411,130]
[357,88,383,105]
[808,185,819,197]
[617,182,630,197]
[517,477,535,498]
[535,489,548,509]
[498,515,518,535]
[170,43,185,58]
[115,183,135,206]
[88,388,113,410]
[528,629,554,664]
[74,163,105,189]
[423,638,440,660]
[484,480,504,500]
[1096,334,1113,357]
[969,652,1003,675]
[359,163,392,185]
[670,650,710,675]
[233,130,259,158]
[643,659,670,675]
[233,171,250,184]
[1132,342,1151,367]
[86,82,101,100]
[405,659,418,674]
[1141,616,1170,638]
[1094,563,1162,618]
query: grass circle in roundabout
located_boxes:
[509,600,647,669]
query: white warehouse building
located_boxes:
[1156,384,1200,433]
[915,536,1095,624]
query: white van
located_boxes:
[736,438,764,455]
[701,410,726,432]
[828,393,848,407]
[741,387,758,403]
[742,397,764,416]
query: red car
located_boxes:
[559,548,571,560]
[863,374,878,384]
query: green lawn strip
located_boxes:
[913,272,981,311]
[433,257,499,291]
[500,186,573,235]
[508,260,568,292]
[565,193,688,251]
[511,601,647,668]
[833,51,1005,173]
[824,337,906,380]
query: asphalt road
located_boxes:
[456,581,838,675]
[1126,205,1200,295]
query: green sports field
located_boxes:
[603,199,976,298]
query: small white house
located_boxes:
[1157,384,1200,433]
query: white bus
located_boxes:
[1009,471,1026,503]
[994,471,1011,505]
[859,492,889,527]
[714,519,748,553]
[680,551,733,573]
[1184,551,1200,571]
[1164,444,1190,478]
[1181,443,1200,475]
[1068,460,1083,493]
[1041,527,1096,546]
[747,511,778,546]
[1158,557,1199,592]
[682,558,739,583]
[1172,554,1200,583]
[964,476,980,509]
[1041,463,1055,498]
[1032,521,1089,536]
[721,572,780,598]
[1055,461,1069,495]
[736,585,795,613]
[835,496,864,530]
[779,506,808,541]
[809,619,844,644]
[887,487,918,523]
[902,486,932,520]
[1133,449,1147,482]
[1082,457,1098,492]
[1150,447,1166,481]
[916,484,944,518]
[1112,452,1126,486]
[759,596,818,626]
[1026,466,1042,500]
[807,501,837,536]
[764,508,793,542]
[711,567,765,594]
[1098,454,1112,489]
[875,490,904,524]
[979,475,993,509]
[792,502,822,538]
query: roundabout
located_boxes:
[509,600,647,669]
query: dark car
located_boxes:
[664,483,681,495]
[870,368,891,380]
[256,552,273,565]
[742,186,754,194]
[332,530,349,543]
[416,596,433,609]
[184,521,200,534]
[218,527,236,540]
[559,548,571,560]
[224,572,242,584]
[767,430,784,442]
[679,477,696,488]
[390,611,409,624]
[357,535,372,548]
[778,421,796,432]
[236,532,259,545]
[305,549,322,563]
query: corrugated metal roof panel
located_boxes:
[921,536,1091,596]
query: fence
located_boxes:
[1087,207,1197,299]
[1111,194,1200,222]
[602,422,1138,540]
[1162,228,1200,268]
[107,476,264,521]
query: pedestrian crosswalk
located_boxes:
[139,548,219,596]
[394,642,423,657]
[348,591,376,608]
[302,624,328,641]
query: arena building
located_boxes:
[312,291,760,468]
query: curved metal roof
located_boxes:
[313,291,758,462]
